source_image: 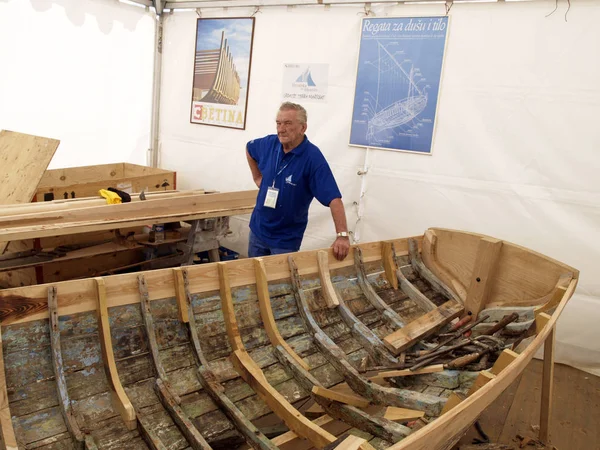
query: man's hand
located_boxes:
[331,236,350,261]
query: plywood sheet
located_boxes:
[0,130,60,253]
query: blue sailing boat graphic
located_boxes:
[293,67,316,87]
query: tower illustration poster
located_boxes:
[349,17,449,154]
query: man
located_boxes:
[246,102,350,260]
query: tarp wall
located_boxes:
[159,0,600,375]
[0,0,155,168]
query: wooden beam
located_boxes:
[317,250,340,308]
[254,258,309,371]
[466,371,496,396]
[536,312,552,335]
[232,349,337,449]
[271,415,334,446]
[0,190,257,241]
[396,267,437,312]
[289,256,445,417]
[383,407,425,423]
[94,277,137,430]
[440,392,464,415]
[354,247,404,329]
[182,269,277,450]
[407,238,461,303]
[383,301,464,354]
[464,238,503,318]
[311,386,370,408]
[172,268,189,323]
[539,323,555,443]
[0,324,18,449]
[48,286,86,444]
[378,364,444,378]
[381,241,399,290]
[327,435,369,450]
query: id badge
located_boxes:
[264,187,279,208]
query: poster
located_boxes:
[281,63,329,103]
[190,17,255,130]
[349,17,449,154]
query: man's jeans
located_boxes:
[248,230,299,257]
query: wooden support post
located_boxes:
[396,268,437,312]
[464,237,503,318]
[0,326,19,449]
[407,239,461,303]
[354,247,404,330]
[383,301,464,355]
[381,241,399,290]
[94,278,137,431]
[48,286,86,445]
[172,268,189,323]
[182,269,277,450]
[317,250,340,308]
[254,258,309,371]
[289,256,445,417]
[539,324,555,444]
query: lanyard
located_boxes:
[272,149,293,188]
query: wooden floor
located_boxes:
[456,360,600,450]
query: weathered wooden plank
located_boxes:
[182,269,276,450]
[289,256,444,416]
[48,287,86,445]
[254,259,309,371]
[0,325,18,448]
[463,238,503,318]
[383,301,464,355]
[407,239,461,303]
[354,248,404,330]
[377,365,444,378]
[94,278,136,430]
[317,251,340,309]
[383,407,424,423]
[173,269,189,324]
[396,268,437,313]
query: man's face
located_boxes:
[276,109,307,146]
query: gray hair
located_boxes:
[279,102,307,124]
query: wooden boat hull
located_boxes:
[0,228,578,450]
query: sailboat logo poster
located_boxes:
[190,17,255,130]
[349,17,449,154]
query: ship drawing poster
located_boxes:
[190,17,255,129]
[350,17,449,154]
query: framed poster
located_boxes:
[190,17,255,130]
[349,17,449,154]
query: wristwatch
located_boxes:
[336,231,349,238]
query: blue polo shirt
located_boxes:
[247,134,342,250]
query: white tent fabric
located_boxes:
[159,1,600,375]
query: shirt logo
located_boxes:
[285,175,296,186]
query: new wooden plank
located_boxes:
[489,349,519,376]
[383,301,464,354]
[271,415,334,446]
[1,238,416,326]
[317,250,340,309]
[377,364,444,378]
[328,435,368,450]
[539,324,555,443]
[311,386,370,408]
[232,350,337,449]
[0,130,60,254]
[381,242,398,290]
[254,258,309,371]
[95,278,137,430]
[463,238,503,318]
[534,284,567,318]
[0,190,257,241]
[383,407,424,423]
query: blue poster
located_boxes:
[349,17,449,154]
